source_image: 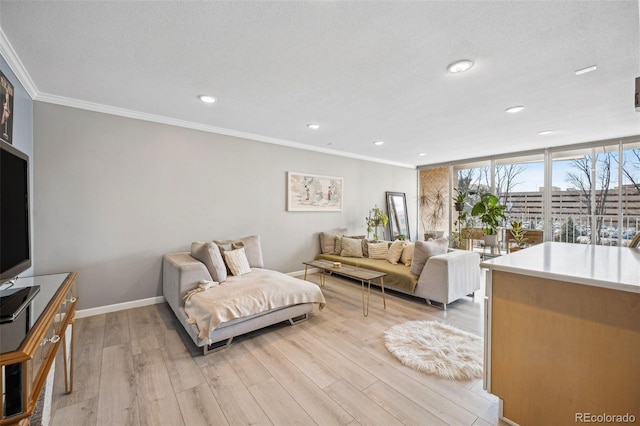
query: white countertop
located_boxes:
[481,242,640,294]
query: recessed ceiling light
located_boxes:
[373,141,385,146]
[505,105,525,113]
[447,59,474,73]
[537,130,553,136]
[307,123,320,130]
[198,95,217,104]
[418,152,427,156]
[575,65,597,75]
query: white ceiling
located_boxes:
[1,1,639,168]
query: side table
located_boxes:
[1,273,77,425]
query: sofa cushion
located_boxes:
[368,242,389,259]
[334,236,343,255]
[410,238,448,276]
[214,235,264,268]
[319,228,348,254]
[400,242,415,265]
[387,240,407,264]
[223,247,252,276]
[340,237,364,257]
[213,240,243,274]
[191,241,227,282]
[315,253,418,294]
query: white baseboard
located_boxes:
[75,295,165,319]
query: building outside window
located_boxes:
[420,137,640,249]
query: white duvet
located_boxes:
[184,268,326,343]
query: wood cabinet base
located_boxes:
[489,270,640,425]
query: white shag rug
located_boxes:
[384,320,483,380]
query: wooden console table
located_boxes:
[1,273,77,425]
[303,260,386,316]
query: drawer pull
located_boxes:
[41,335,61,346]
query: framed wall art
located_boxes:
[0,70,14,145]
[287,172,343,212]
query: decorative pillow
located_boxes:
[237,235,264,268]
[340,237,364,258]
[223,247,252,276]
[334,236,343,255]
[319,228,348,254]
[214,235,264,268]
[386,240,407,264]
[342,234,366,257]
[213,240,244,273]
[213,240,243,254]
[190,241,227,282]
[410,238,448,276]
[368,242,389,259]
[400,242,415,265]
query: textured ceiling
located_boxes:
[1,1,639,167]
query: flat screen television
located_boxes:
[0,141,31,283]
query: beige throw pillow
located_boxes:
[223,247,252,276]
[319,228,348,254]
[368,241,389,259]
[334,236,343,255]
[214,235,264,268]
[410,238,448,276]
[386,240,407,264]
[400,242,415,265]
[340,237,364,258]
[213,240,244,273]
[190,241,227,282]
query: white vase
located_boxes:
[483,234,499,247]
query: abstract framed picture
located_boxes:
[0,70,14,145]
[287,172,343,212]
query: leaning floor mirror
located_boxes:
[386,191,410,241]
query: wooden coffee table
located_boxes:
[303,259,386,317]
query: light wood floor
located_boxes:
[50,272,506,426]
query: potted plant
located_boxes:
[471,192,506,247]
[509,221,528,251]
[453,210,474,249]
[365,205,389,240]
[420,185,446,240]
[452,189,475,247]
[453,188,470,212]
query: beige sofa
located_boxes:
[317,232,481,309]
[163,236,325,354]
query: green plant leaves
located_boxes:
[471,192,506,235]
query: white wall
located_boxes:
[33,102,417,310]
[1,55,34,277]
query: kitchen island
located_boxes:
[481,242,640,425]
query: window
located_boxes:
[495,154,545,232]
[621,141,640,245]
[419,136,640,248]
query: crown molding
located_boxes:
[1,25,414,169]
[35,92,416,169]
[0,26,38,98]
